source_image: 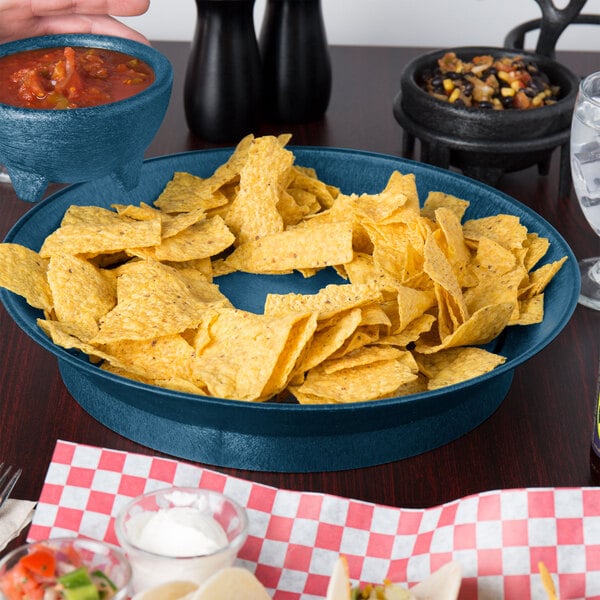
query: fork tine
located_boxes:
[0,464,22,510]
[0,462,9,488]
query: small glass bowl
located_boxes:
[115,487,248,594]
[0,537,132,600]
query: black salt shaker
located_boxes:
[184,0,262,142]
[259,0,332,123]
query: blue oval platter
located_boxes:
[0,147,580,472]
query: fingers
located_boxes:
[28,14,151,44]
[29,0,150,17]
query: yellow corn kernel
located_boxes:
[448,88,461,103]
[442,78,454,93]
[501,86,515,97]
[532,92,545,106]
[510,80,524,92]
[497,71,511,83]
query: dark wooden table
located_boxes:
[1,43,599,550]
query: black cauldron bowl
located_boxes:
[393,46,581,189]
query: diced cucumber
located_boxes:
[62,583,100,600]
[57,567,100,600]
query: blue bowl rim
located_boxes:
[0,146,581,415]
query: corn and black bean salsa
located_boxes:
[419,52,560,110]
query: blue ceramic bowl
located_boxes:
[0,148,580,472]
[0,34,173,202]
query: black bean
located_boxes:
[538,71,550,85]
[530,76,546,93]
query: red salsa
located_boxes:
[0,46,155,109]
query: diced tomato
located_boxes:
[19,549,56,579]
[19,570,44,599]
[0,562,44,599]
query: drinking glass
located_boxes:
[570,70,600,310]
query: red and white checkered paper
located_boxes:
[28,440,600,599]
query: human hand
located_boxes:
[0,0,151,45]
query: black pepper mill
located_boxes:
[184,0,262,142]
[259,0,332,123]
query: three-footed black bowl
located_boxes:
[393,46,580,187]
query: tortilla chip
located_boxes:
[378,313,436,347]
[416,346,506,389]
[265,282,382,321]
[40,208,161,257]
[421,191,470,221]
[289,165,339,209]
[224,135,293,244]
[153,133,256,215]
[472,236,518,278]
[191,308,314,401]
[519,257,567,299]
[226,222,354,273]
[0,244,52,312]
[511,294,545,325]
[424,234,468,338]
[296,307,363,373]
[320,345,408,374]
[153,216,235,262]
[291,357,418,404]
[463,214,528,251]
[103,334,197,381]
[416,302,514,353]
[47,253,116,338]
[433,206,475,286]
[91,260,207,344]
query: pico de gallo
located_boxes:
[0,46,154,109]
[0,542,118,600]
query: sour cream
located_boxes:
[116,488,248,594]
[125,506,229,557]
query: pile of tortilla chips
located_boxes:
[0,134,567,403]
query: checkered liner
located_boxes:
[28,441,600,599]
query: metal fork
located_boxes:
[0,463,22,511]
